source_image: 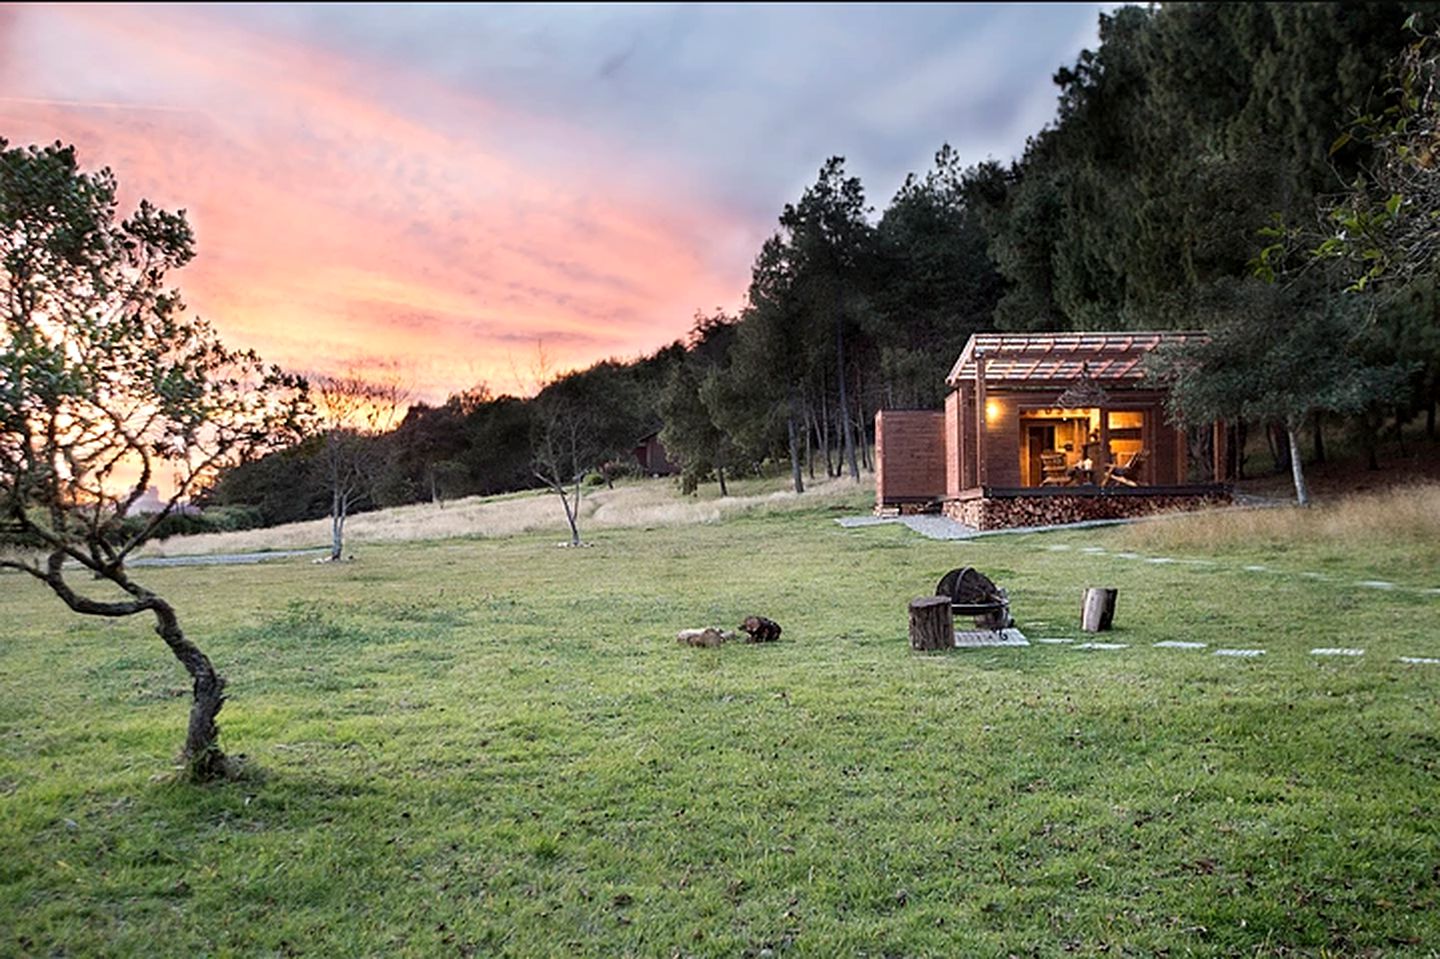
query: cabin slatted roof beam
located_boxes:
[947,331,1207,388]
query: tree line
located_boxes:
[208,1,1440,521]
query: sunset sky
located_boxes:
[1,3,1110,403]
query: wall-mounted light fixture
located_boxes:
[985,399,1002,422]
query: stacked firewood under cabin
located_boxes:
[947,489,1232,531]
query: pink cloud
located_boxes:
[0,5,758,402]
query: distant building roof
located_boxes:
[133,486,167,514]
[946,331,1208,388]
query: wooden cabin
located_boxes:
[633,429,680,476]
[875,332,1231,529]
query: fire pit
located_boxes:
[936,567,1013,629]
[933,566,1027,648]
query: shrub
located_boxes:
[113,504,266,545]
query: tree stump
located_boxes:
[1081,588,1118,632]
[909,596,954,651]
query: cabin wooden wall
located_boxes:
[982,390,1024,487]
[874,410,946,505]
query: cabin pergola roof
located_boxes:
[945,331,1208,388]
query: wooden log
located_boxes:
[1081,588,1118,632]
[909,596,954,651]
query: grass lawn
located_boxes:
[2,489,1438,957]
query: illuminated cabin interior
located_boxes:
[1015,406,1144,487]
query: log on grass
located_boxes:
[909,596,954,651]
[1081,587,1118,632]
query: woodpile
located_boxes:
[676,627,731,648]
[739,615,782,643]
[677,616,783,647]
[946,490,1232,531]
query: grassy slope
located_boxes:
[2,483,1439,957]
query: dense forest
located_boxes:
[205,2,1440,525]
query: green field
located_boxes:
[2,490,1438,957]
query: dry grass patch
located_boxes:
[1118,481,1440,570]
[140,473,873,557]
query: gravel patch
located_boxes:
[128,549,330,568]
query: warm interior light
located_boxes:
[985,400,1002,422]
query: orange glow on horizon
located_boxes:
[0,6,757,403]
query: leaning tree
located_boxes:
[0,140,309,780]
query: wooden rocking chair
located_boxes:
[1102,448,1147,487]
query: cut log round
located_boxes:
[909,595,954,651]
[1081,587,1118,632]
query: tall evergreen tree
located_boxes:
[870,145,1004,407]
[778,157,875,481]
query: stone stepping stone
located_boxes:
[1242,564,1270,572]
[1154,641,1207,650]
[1145,557,1177,565]
[1356,580,1396,590]
[1035,637,1075,644]
[1080,547,1107,555]
[1399,656,1440,665]
[1074,642,1128,651]
[1213,648,1265,658]
[1310,648,1364,657]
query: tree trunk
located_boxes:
[805,406,817,480]
[853,391,871,473]
[1432,289,1439,441]
[786,409,805,494]
[152,598,230,780]
[820,396,835,478]
[716,463,728,497]
[1363,409,1380,470]
[1311,411,1325,465]
[835,288,859,481]
[854,367,873,474]
[1081,588,1118,633]
[1267,422,1290,474]
[567,474,582,545]
[1287,424,1311,508]
[330,490,345,561]
[41,556,230,781]
[1235,421,1247,480]
[1427,367,1436,440]
[908,596,954,651]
